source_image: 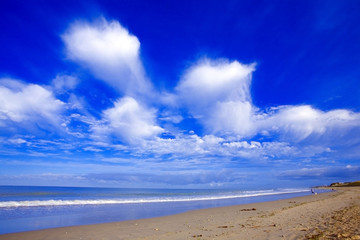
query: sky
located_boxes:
[1,0,360,189]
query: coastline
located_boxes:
[1,187,359,239]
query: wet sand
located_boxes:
[1,187,359,240]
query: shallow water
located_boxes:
[0,186,327,234]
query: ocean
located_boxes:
[0,185,320,234]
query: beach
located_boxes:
[1,187,359,240]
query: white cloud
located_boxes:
[159,110,183,124]
[51,74,78,93]
[92,97,163,143]
[140,134,221,156]
[176,59,256,136]
[0,79,65,129]
[264,105,325,141]
[206,101,253,136]
[260,105,360,143]
[133,132,300,162]
[62,18,152,97]
[83,146,103,152]
[177,59,255,110]
[8,138,28,145]
[175,59,360,147]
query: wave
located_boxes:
[0,189,309,208]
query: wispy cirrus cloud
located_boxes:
[51,74,79,93]
[278,165,360,181]
[85,169,248,187]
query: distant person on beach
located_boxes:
[311,188,315,194]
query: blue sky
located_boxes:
[1,0,360,189]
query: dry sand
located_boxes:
[1,187,359,240]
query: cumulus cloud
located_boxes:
[0,78,65,130]
[92,97,163,143]
[176,59,360,147]
[176,59,256,136]
[62,18,152,96]
[259,105,360,143]
[177,59,254,105]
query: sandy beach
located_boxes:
[1,187,359,240]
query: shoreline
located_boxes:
[1,187,359,239]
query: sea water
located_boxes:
[0,186,323,234]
